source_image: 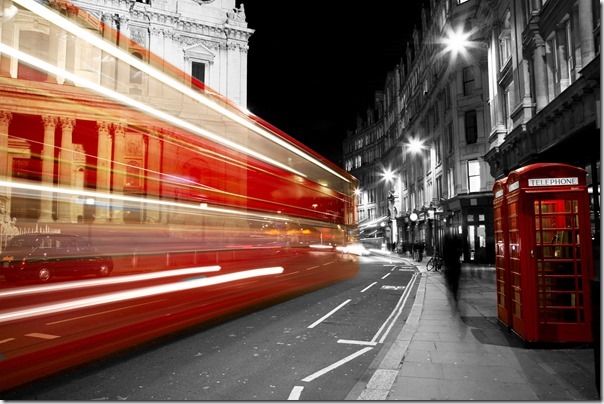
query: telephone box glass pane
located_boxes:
[534,199,584,325]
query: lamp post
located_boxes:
[381,167,398,251]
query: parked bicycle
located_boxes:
[426,252,443,272]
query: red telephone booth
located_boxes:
[505,163,593,343]
[493,178,512,328]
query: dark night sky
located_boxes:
[238,1,423,167]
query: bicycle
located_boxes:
[426,253,443,272]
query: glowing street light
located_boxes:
[382,167,396,183]
[443,28,471,55]
[406,137,425,154]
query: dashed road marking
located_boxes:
[308,299,351,329]
[337,339,378,346]
[301,347,373,382]
[26,333,60,340]
[287,386,304,400]
[381,273,391,279]
[305,265,320,271]
[380,285,405,291]
[360,282,377,293]
[0,338,15,344]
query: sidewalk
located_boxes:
[356,255,599,400]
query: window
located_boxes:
[467,159,481,192]
[499,11,512,68]
[435,136,442,164]
[130,52,143,84]
[18,31,49,81]
[447,123,454,154]
[436,176,443,200]
[503,82,514,130]
[447,168,455,198]
[192,61,205,83]
[462,66,474,96]
[464,110,478,144]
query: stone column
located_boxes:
[145,132,162,223]
[57,117,75,222]
[94,121,112,222]
[0,111,12,219]
[111,122,125,223]
[39,115,57,222]
[531,34,548,111]
[578,0,595,68]
[0,111,11,180]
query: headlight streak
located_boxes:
[0,42,308,179]
[0,266,221,298]
[12,0,351,184]
[0,180,334,228]
[0,266,284,324]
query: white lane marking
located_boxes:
[305,265,320,271]
[378,274,418,343]
[371,273,417,343]
[0,265,221,298]
[0,338,15,344]
[381,272,391,279]
[337,339,378,346]
[382,264,395,267]
[46,300,165,325]
[26,332,60,340]
[307,299,351,329]
[0,267,284,324]
[301,347,373,382]
[287,386,304,400]
[360,282,377,293]
[321,261,336,266]
[380,285,405,291]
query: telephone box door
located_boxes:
[530,193,593,342]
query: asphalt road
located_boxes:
[4,252,419,400]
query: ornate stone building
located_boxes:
[0,0,254,236]
[344,0,496,263]
[478,0,600,246]
[70,0,253,107]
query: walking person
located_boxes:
[443,234,462,302]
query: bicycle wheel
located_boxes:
[426,258,434,272]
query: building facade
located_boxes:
[70,0,253,107]
[344,0,496,264]
[478,0,600,260]
[344,0,600,266]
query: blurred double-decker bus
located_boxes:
[0,0,359,391]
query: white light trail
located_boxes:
[12,0,351,184]
[0,266,284,324]
[0,42,307,179]
[0,266,221,298]
[0,180,289,224]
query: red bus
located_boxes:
[0,0,359,390]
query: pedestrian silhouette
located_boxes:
[443,234,462,302]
